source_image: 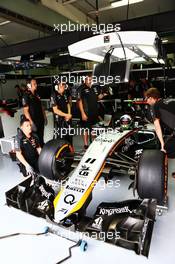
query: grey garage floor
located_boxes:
[0,136,175,264]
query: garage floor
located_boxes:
[0,136,175,264]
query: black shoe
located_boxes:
[84,145,88,150]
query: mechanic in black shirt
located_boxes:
[22,79,46,147]
[77,75,107,149]
[15,115,41,177]
[50,81,72,143]
[146,88,175,174]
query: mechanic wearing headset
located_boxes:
[146,87,175,176]
[77,74,107,149]
[22,79,47,147]
[15,115,41,177]
[50,81,72,143]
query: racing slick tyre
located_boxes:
[137,150,168,205]
[38,139,74,181]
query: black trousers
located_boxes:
[36,123,44,147]
[53,117,73,145]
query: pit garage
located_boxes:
[0,1,175,263]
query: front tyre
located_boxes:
[137,150,168,205]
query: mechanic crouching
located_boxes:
[15,115,42,177]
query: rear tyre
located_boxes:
[38,139,74,181]
[137,149,168,205]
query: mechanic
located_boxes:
[146,87,175,176]
[77,74,107,149]
[22,79,47,147]
[15,115,41,177]
[50,81,72,144]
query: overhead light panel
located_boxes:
[68,31,161,63]
[0,20,11,26]
[111,0,144,8]
[152,58,165,64]
[162,39,168,43]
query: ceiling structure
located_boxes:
[70,0,175,23]
[0,0,174,72]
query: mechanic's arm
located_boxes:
[16,150,30,167]
[37,147,42,155]
[78,99,88,121]
[23,106,33,124]
[67,103,71,115]
[98,93,108,101]
[154,118,165,152]
[52,106,71,120]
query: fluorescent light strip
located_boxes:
[152,58,165,64]
[0,20,11,26]
[111,0,144,8]
[131,57,146,63]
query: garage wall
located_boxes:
[0,79,26,100]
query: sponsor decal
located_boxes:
[99,206,133,216]
[121,138,135,153]
[79,164,91,177]
[66,185,85,193]
[95,138,114,143]
[141,218,149,251]
[92,217,103,229]
[64,194,76,205]
[134,149,143,159]
[57,208,68,214]
[69,178,87,188]
[39,185,52,199]
[37,200,49,211]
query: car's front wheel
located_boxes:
[137,149,168,205]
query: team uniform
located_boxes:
[151,98,175,157]
[15,128,40,175]
[77,84,99,128]
[50,90,72,143]
[151,99,175,131]
[22,91,45,146]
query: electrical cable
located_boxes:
[0,227,49,240]
[126,0,130,20]
[116,32,127,61]
[56,240,82,264]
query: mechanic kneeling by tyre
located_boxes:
[14,115,42,177]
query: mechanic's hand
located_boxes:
[31,122,37,132]
[25,164,34,176]
[65,114,72,121]
[161,147,166,153]
[82,113,88,121]
[160,145,166,153]
[44,117,48,126]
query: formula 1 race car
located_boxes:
[6,123,168,257]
